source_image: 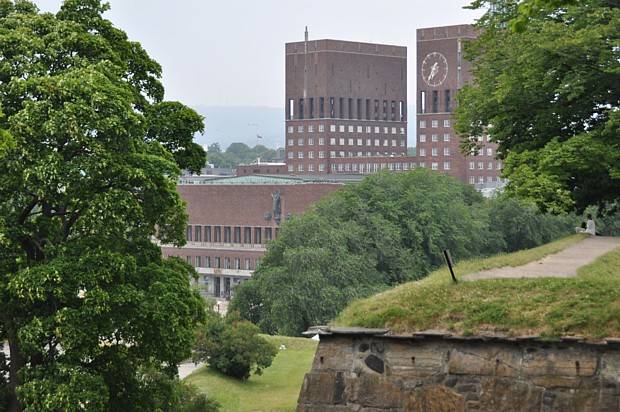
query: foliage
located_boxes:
[231,169,499,336]
[185,335,317,412]
[206,142,278,169]
[0,1,206,410]
[336,235,620,341]
[457,0,620,214]
[193,311,278,380]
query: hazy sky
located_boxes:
[34,0,484,109]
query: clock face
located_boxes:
[422,52,448,87]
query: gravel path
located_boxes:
[464,236,620,281]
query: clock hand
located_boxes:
[428,62,438,81]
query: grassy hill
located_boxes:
[183,335,317,412]
[334,235,620,342]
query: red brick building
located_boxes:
[416,24,503,188]
[159,175,345,298]
[285,28,415,175]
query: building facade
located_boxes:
[159,175,344,299]
[416,24,503,188]
[285,29,414,175]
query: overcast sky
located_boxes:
[34,1,484,109]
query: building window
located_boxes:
[215,257,221,268]
[357,126,362,133]
[298,138,304,146]
[287,139,293,146]
[298,164,304,172]
[195,225,202,242]
[265,227,272,241]
[330,125,336,132]
[469,176,475,184]
[444,119,451,127]
[288,164,294,172]
[488,162,493,169]
[225,258,231,269]
[288,126,294,133]
[478,162,484,170]
[339,138,345,145]
[298,151,303,159]
[288,152,293,159]
[339,125,345,133]
[444,133,451,142]
[419,134,426,143]
[445,90,451,112]
[244,227,251,244]
[469,161,475,170]
[432,162,439,170]
[319,137,324,145]
[186,225,192,241]
[298,125,304,133]
[319,124,324,132]
[431,148,438,156]
[308,125,314,133]
[309,164,314,172]
[308,151,314,159]
[195,256,201,267]
[254,227,262,244]
[224,226,231,243]
[444,162,451,170]
[234,227,241,243]
[420,120,426,129]
[319,151,325,158]
[431,120,439,128]
[487,148,493,156]
[432,134,438,142]
[308,137,314,145]
[319,164,325,172]
[419,148,426,156]
[432,90,438,113]
[205,226,211,242]
[348,138,354,145]
[205,256,211,268]
[214,226,221,242]
[348,125,354,133]
[444,148,451,156]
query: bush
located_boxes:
[193,312,278,380]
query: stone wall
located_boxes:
[297,328,620,411]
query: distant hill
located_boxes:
[192,105,284,150]
[192,105,417,151]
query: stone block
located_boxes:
[448,345,518,377]
[600,349,620,385]
[297,371,346,406]
[478,378,543,411]
[355,374,402,409]
[404,385,465,412]
[313,338,355,371]
[386,342,445,377]
[522,350,597,377]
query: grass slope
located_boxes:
[335,235,620,342]
[184,335,317,412]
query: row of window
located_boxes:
[288,97,405,122]
[419,119,451,129]
[419,148,452,156]
[419,134,451,143]
[177,255,261,271]
[287,124,406,135]
[286,162,416,173]
[289,149,405,160]
[185,225,279,244]
[420,89,452,114]
[469,161,502,170]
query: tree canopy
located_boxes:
[457,0,620,214]
[0,1,206,410]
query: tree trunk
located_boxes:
[7,334,24,412]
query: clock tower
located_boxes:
[416,24,503,189]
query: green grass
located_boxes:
[183,335,317,412]
[334,235,620,342]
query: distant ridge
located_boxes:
[192,105,284,150]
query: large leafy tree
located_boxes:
[0,1,206,410]
[457,0,620,214]
[230,169,493,336]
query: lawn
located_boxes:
[183,335,317,412]
[335,234,620,341]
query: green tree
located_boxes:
[193,311,278,380]
[230,169,493,336]
[456,0,620,214]
[0,1,206,410]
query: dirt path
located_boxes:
[464,236,620,281]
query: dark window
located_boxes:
[186,226,192,241]
[195,225,202,242]
[339,97,344,118]
[214,226,221,242]
[205,256,211,268]
[329,97,335,118]
[382,100,387,120]
[348,98,353,119]
[244,227,252,244]
[391,101,396,121]
[225,258,231,269]
[224,226,231,243]
[432,90,438,113]
[195,256,201,267]
[215,257,220,268]
[265,227,272,241]
[400,101,405,121]
[445,90,451,112]
[254,227,262,244]
[233,227,241,243]
[357,99,362,120]
[374,100,379,120]
[319,97,324,118]
[366,99,371,120]
[309,97,314,119]
[205,226,211,242]
[299,98,304,120]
